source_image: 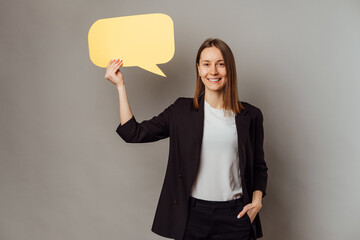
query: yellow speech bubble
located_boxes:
[88,13,175,77]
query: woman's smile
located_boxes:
[208,78,221,82]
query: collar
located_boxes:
[197,92,248,116]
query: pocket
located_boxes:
[245,212,252,224]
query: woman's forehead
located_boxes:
[200,47,224,61]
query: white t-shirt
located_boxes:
[190,99,243,201]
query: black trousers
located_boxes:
[182,196,251,240]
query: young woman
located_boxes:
[105,38,268,240]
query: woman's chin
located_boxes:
[205,86,225,93]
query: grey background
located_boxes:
[1,0,359,239]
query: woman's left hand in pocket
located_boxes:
[237,201,262,223]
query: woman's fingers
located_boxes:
[105,59,124,86]
[108,59,123,73]
[237,203,259,224]
[115,59,123,69]
[106,59,115,73]
[105,59,118,79]
[107,58,118,69]
[107,59,114,68]
[237,205,249,219]
[107,58,121,67]
[106,59,122,77]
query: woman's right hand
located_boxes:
[105,58,124,87]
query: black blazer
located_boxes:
[116,94,268,240]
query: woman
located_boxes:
[105,38,268,240]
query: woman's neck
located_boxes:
[204,91,224,109]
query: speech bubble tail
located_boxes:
[139,64,166,77]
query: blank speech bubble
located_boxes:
[88,13,175,77]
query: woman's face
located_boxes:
[197,46,227,93]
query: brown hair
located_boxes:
[193,38,245,115]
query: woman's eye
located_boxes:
[202,63,224,67]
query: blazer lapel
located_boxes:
[192,93,205,168]
[235,113,251,180]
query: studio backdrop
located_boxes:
[1,0,359,239]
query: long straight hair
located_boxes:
[193,38,245,114]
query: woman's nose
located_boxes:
[210,65,218,75]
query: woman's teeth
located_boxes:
[208,78,221,82]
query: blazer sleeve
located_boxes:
[252,108,268,197]
[115,98,179,143]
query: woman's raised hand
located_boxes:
[105,58,124,87]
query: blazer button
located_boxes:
[178,173,182,177]
[172,200,178,205]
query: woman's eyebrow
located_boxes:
[201,59,224,62]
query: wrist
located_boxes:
[252,190,263,206]
[253,200,262,208]
[116,83,125,90]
